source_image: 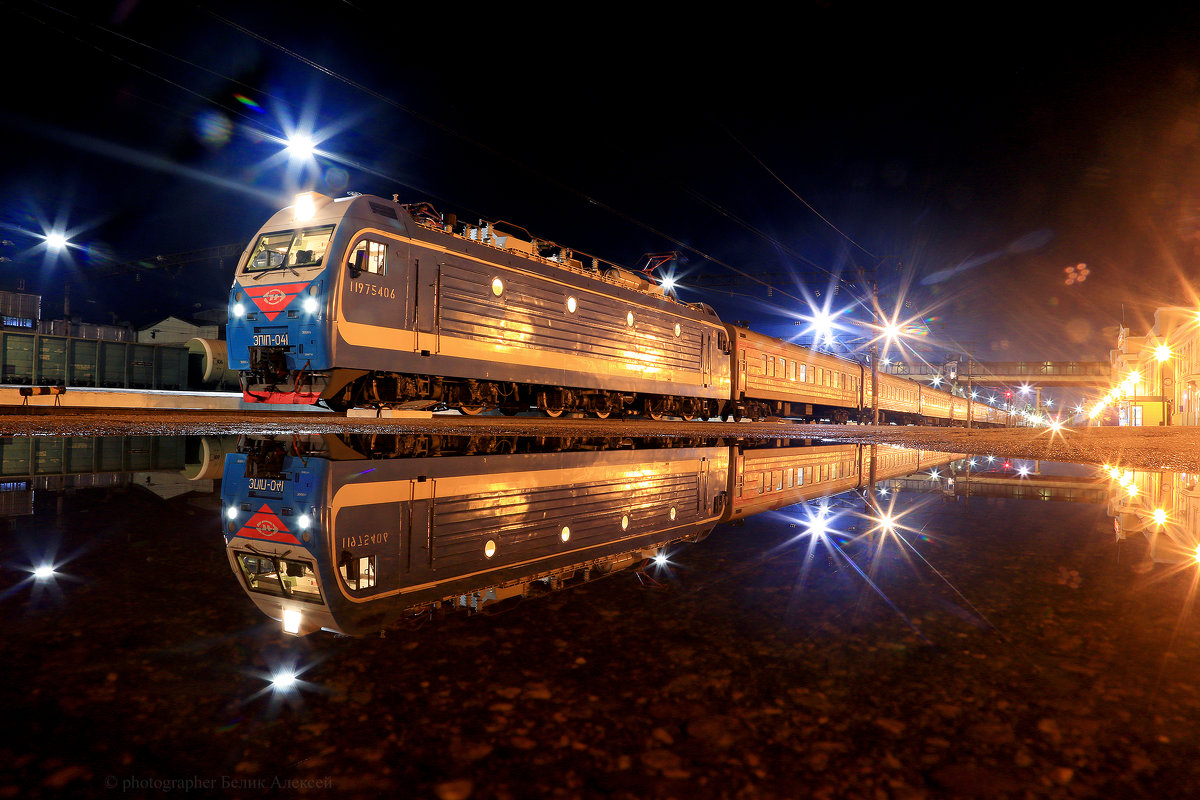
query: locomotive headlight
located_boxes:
[294,192,316,222]
[282,608,303,635]
[226,506,239,520]
[302,296,319,314]
[232,303,246,318]
[297,513,312,529]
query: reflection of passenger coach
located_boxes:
[226,192,1009,426]
[220,435,962,636]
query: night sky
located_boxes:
[5,1,1200,362]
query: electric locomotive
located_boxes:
[228,192,729,417]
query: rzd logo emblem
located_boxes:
[238,504,301,545]
[242,282,310,321]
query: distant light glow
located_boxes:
[1156,344,1172,362]
[1153,508,1167,526]
[44,232,68,251]
[271,670,297,690]
[286,134,315,159]
[33,565,56,580]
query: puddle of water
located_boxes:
[3,434,1198,795]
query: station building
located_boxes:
[1110,307,1200,426]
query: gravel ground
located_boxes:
[4,464,1199,798]
[3,408,1197,472]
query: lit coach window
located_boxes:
[567,296,577,313]
[491,277,504,297]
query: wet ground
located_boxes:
[4,429,1200,798]
[1,408,1199,471]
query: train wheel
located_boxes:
[592,409,611,419]
[459,405,486,416]
[543,406,565,418]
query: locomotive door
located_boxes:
[413,259,439,354]
[400,479,435,574]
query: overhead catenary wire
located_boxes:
[13,0,882,314]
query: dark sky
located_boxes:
[4,1,1200,362]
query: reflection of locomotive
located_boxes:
[220,435,962,636]
[226,193,1007,426]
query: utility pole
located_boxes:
[966,348,973,430]
[871,277,879,426]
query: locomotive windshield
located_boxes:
[235,552,324,604]
[245,226,335,273]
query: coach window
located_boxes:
[799,364,807,382]
[566,296,578,313]
[349,240,387,275]
[790,361,796,381]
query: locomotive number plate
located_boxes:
[253,333,289,346]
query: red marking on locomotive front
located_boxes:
[238,504,301,545]
[243,282,309,321]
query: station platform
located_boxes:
[0,386,329,412]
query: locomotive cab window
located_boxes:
[235,553,323,604]
[245,225,334,272]
[339,552,377,591]
[349,240,388,276]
